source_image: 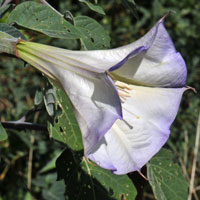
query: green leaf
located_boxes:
[147,148,188,200]
[14,131,34,149]
[48,82,83,151]
[0,23,26,39]
[0,31,16,54]
[74,16,110,50]
[0,4,11,18]
[24,192,32,200]
[0,122,8,141]
[33,173,66,200]
[34,90,43,106]
[40,151,61,173]
[0,23,24,55]
[7,1,80,39]
[42,180,66,200]
[44,88,57,117]
[56,149,137,200]
[79,0,105,15]
[122,0,138,19]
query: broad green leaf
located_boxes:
[0,23,26,39]
[79,0,105,15]
[7,1,80,39]
[74,16,110,50]
[0,122,8,141]
[147,149,188,200]
[48,82,83,151]
[56,149,137,200]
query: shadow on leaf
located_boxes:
[56,148,136,200]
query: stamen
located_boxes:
[114,80,131,100]
[115,81,131,90]
[117,87,130,94]
[106,72,132,100]
[118,91,130,100]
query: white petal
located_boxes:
[17,43,122,155]
[16,41,144,74]
[16,17,186,89]
[89,85,187,174]
[111,19,187,87]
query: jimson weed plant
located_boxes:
[0,1,198,200]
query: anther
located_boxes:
[114,80,131,100]
[118,91,131,100]
[115,81,131,90]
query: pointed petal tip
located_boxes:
[186,86,197,93]
[159,10,176,23]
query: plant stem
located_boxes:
[27,135,34,190]
[188,113,200,200]
[1,121,47,131]
[27,111,39,191]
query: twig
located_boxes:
[184,130,188,167]
[178,157,190,182]
[0,165,10,180]
[192,189,199,200]
[1,121,47,131]
[167,140,190,181]
[0,153,26,180]
[188,113,200,200]
[39,0,63,17]
[27,111,39,193]
[27,135,35,190]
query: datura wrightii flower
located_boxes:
[1,15,188,174]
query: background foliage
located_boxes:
[0,0,199,199]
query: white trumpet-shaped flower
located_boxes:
[0,16,187,174]
[88,17,187,174]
